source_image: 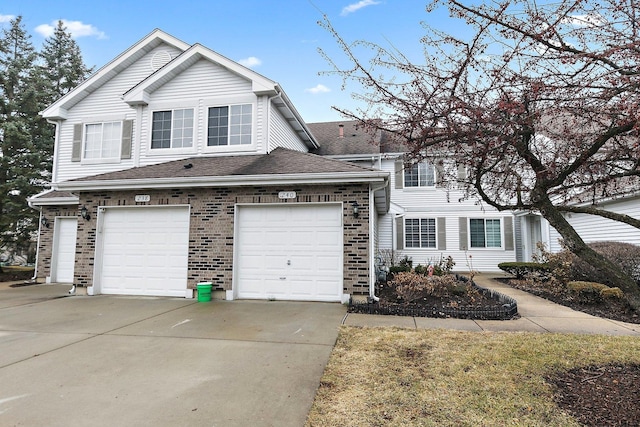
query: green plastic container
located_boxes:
[196,282,213,302]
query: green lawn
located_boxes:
[306,327,640,426]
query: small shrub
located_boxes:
[389,272,469,303]
[567,281,609,293]
[498,262,551,279]
[398,256,413,269]
[389,265,412,274]
[567,281,609,304]
[601,287,624,299]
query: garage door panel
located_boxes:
[99,207,189,297]
[236,205,343,302]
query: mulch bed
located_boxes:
[0,269,34,283]
[349,276,518,320]
[548,364,640,427]
[503,278,640,324]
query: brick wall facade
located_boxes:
[39,183,371,296]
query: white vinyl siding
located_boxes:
[54,44,182,182]
[547,197,640,253]
[379,158,516,271]
[268,105,308,152]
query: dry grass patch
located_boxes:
[306,327,640,427]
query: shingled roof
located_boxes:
[59,147,384,188]
[308,120,409,156]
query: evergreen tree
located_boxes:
[40,20,93,101]
[0,16,41,266]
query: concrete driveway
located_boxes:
[0,284,346,427]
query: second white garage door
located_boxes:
[236,204,343,302]
[97,206,190,297]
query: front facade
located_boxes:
[29,30,388,301]
[308,121,517,272]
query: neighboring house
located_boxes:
[308,121,517,272]
[517,194,640,261]
[28,30,389,302]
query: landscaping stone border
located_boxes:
[348,275,518,320]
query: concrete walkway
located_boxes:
[343,273,640,336]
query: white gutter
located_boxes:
[30,208,43,282]
[56,171,389,192]
[368,181,389,302]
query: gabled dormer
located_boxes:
[42,29,317,184]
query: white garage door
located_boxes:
[236,204,343,302]
[52,217,77,283]
[97,206,189,297]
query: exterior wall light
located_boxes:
[41,216,50,228]
[352,201,360,218]
[80,205,91,221]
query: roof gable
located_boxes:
[123,44,278,106]
[41,29,190,120]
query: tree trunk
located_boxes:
[539,197,640,311]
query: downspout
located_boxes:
[369,181,387,302]
[29,206,43,283]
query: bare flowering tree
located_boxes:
[320,0,640,308]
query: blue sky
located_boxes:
[0,0,455,123]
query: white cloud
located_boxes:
[0,14,15,23]
[238,56,262,68]
[35,20,106,39]
[562,13,606,27]
[305,84,331,94]
[341,0,381,16]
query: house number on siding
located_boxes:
[135,195,151,202]
[278,191,296,199]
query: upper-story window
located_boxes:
[469,218,502,248]
[84,121,122,160]
[404,162,435,187]
[151,108,194,149]
[207,104,252,146]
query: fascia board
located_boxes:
[42,29,190,118]
[56,171,389,192]
[29,197,80,206]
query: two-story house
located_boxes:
[307,121,517,272]
[28,29,389,302]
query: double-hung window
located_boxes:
[405,218,436,248]
[207,104,252,146]
[151,108,194,149]
[84,121,122,160]
[404,162,435,187]
[469,218,502,248]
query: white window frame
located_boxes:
[82,121,122,164]
[469,218,503,249]
[404,161,436,188]
[404,217,437,248]
[150,108,195,151]
[203,103,254,152]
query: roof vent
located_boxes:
[339,124,344,138]
[150,50,172,71]
[183,163,193,169]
